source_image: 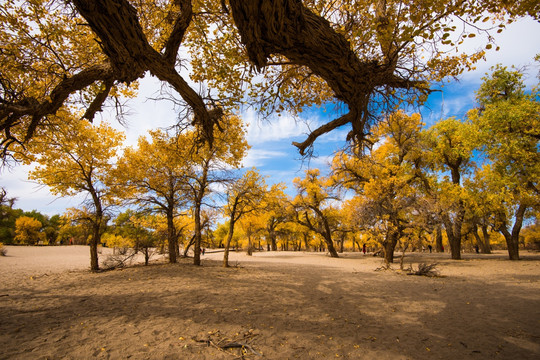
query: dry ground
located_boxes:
[1,246,539,359]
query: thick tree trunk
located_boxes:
[269,230,278,251]
[503,231,520,260]
[435,225,444,252]
[303,233,310,252]
[324,234,339,258]
[473,223,491,254]
[498,203,527,260]
[383,230,400,264]
[480,224,492,254]
[443,208,465,260]
[228,0,423,154]
[445,224,462,260]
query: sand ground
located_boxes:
[1,245,539,359]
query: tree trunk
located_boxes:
[498,203,527,260]
[383,229,400,264]
[443,208,465,260]
[435,225,444,252]
[445,224,461,260]
[183,235,196,257]
[324,234,339,258]
[223,219,236,267]
[303,233,310,251]
[89,222,100,272]
[144,248,149,265]
[193,201,202,265]
[503,231,520,260]
[269,230,278,251]
[480,224,492,254]
[166,212,177,264]
[473,223,491,254]
[246,234,253,256]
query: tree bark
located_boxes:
[442,207,465,260]
[268,229,278,251]
[498,203,528,260]
[323,234,339,258]
[435,225,444,252]
[473,223,492,254]
[223,219,236,267]
[193,201,202,265]
[246,234,253,256]
[166,211,177,264]
[383,229,400,264]
[228,0,426,154]
[89,222,100,272]
[480,224,492,254]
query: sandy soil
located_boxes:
[1,246,539,359]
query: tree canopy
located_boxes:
[2,0,537,159]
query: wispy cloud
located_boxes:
[244,109,317,144]
[242,148,289,168]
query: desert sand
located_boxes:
[1,245,539,359]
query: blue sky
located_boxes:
[2,17,539,216]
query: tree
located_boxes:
[333,111,425,263]
[0,189,22,244]
[422,117,479,259]
[183,114,249,265]
[208,0,532,154]
[14,216,45,245]
[293,168,340,257]
[26,112,124,271]
[1,0,532,160]
[468,65,539,260]
[238,213,266,255]
[222,169,267,267]
[258,183,290,251]
[115,129,191,263]
[110,210,158,265]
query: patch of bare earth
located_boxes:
[1,246,539,359]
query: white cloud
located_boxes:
[244,109,316,144]
[242,148,288,168]
[0,164,84,216]
[460,17,540,84]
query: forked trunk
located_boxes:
[480,224,492,254]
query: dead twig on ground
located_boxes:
[101,251,137,270]
[407,263,440,277]
[192,329,261,358]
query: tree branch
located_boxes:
[163,0,193,65]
